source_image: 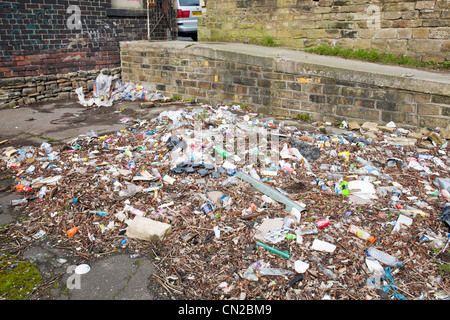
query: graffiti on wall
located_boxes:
[67,5,118,42]
[0,3,65,61]
[0,3,119,61]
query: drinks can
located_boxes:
[315,216,330,229]
[201,202,215,216]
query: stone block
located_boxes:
[361,121,379,131]
[415,1,435,10]
[397,29,412,39]
[374,28,398,39]
[429,28,450,39]
[348,121,360,130]
[419,116,448,128]
[342,87,370,98]
[385,137,417,147]
[388,40,407,52]
[354,99,375,109]
[363,131,378,141]
[365,109,382,122]
[22,87,37,95]
[417,103,441,115]
[411,24,428,35]
[409,39,443,52]
[126,216,172,241]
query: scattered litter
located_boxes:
[1,102,449,300]
[76,74,166,107]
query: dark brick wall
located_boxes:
[0,0,175,78]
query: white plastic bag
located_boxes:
[93,73,112,97]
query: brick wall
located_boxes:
[198,0,449,63]
[121,41,450,129]
[0,0,175,79]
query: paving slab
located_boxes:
[65,254,156,300]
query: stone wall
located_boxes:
[198,0,449,63]
[120,41,450,129]
[0,67,120,108]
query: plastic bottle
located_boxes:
[213,145,229,158]
[10,199,28,206]
[258,267,293,276]
[128,160,136,170]
[131,208,146,216]
[441,189,450,199]
[286,233,297,240]
[38,186,48,199]
[348,225,375,242]
[26,165,35,174]
[366,247,403,267]
[152,168,162,180]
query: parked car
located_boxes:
[175,0,201,41]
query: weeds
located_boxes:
[296,113,311,121]
[305,45,449,71]
[262,36,278,47]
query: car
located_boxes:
[175,0,202,41]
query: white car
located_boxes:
[175,0,202,41]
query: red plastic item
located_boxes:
[315,216,330,229]
[16,184,32,193]
[67,227,79,237]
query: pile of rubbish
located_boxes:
[1,102,449,300]
[75,73,166,107]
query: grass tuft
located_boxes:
[305,45,449,71]
[262,35,278,47]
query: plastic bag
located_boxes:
[434,178,450,192]
[93,73,112,98]
[75,87,93,106]
[119,182,142,198]
[159,110,184,126]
